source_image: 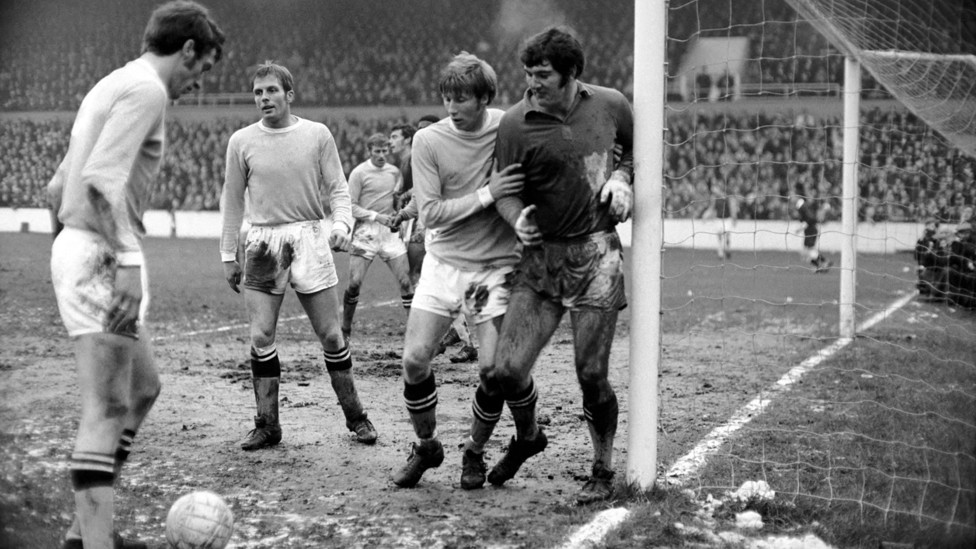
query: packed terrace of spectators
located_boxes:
[0,0,859,111]
[3,108,972,223]
[1,0,972,220]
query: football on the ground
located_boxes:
[165,490,234,549]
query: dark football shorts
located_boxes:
[804,224,819,248]
[513,230,627,311]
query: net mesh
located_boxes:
[785,0,976,156]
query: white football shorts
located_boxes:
[412,254,513,325]
[243,220,338,295]
[51,227,150,338]
[350,219,407,261]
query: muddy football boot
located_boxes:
[240,416,282,451]
[393,439,444,488]
[576,464,615,505]
[460,449,487,490]
[449,345,478,364]
[347,416,378,444]
[487,429,548,486]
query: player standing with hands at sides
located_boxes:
[46,3,224,547]
[392,52,525,489]
[220,62,378,452]
[486,26,635,505]
[341,132,414,343]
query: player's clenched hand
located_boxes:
[515,204,542,247]
[599,173,633,222]
[106,265,142,334]
[488,163,524,200]
[330,228,351,252]
[223,260,242,294]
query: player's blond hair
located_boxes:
[438,52,497,104]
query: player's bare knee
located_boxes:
[321,331,345,350]
[401,348,433,383]
[478,365,503,396]
[578,374,612,403]
[250,329,276,349]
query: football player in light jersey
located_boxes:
[341,132,414,342]
[47,3,225,547]
[219,62,377,453]
[391,52,524,490]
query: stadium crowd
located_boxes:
[1,0,860,112]
[1,0,972,220]
[3,107,973,223]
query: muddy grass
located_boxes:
[0,234,813,548]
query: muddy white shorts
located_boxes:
[350,219,407,261]
[243,220,339,295]
[51,227,150,338]
[412,254,514,325]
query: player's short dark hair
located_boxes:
[417,114,440,128]
[252,62,294,93]
[391,124,416,141]
[520,26,585,83]
[438,52,496,104]
[366,132,389,149]
[142,0,225,62]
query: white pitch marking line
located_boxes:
[151,299,399,342]
[560,508,632,549]
[557,292,916,549]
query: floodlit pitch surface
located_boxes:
[0,232,924,547]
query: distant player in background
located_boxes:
[389,123,422,285]
[341,132,413,342]
[489,26,635,505]
[796,191,832,272]
[914,218,948,299]
[946,222,976,309]
[46,2,224,547]
[219,62,377,452]
[701,185,738,260]
[391,52,524,490]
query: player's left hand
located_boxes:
[599,173,633,222]
[330,228,351,252]
[106,265,142,334]
[515,205,542,247]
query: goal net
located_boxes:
[636,0,976,543]
[785,0,976,157]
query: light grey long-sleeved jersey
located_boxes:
[219,117,352,262]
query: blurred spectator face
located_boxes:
[443,92,486,133]
[368,143,389,168]
[390,129,409,155]
[253,74,293,128]
[524,60,573,113]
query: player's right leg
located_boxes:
[51,227,151,548]
[240,289,285,450]
[484,288,563,486]
[342,254,372,343]
[392,254,463,487]
[393,307,453,487]
[70,334,139,549]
